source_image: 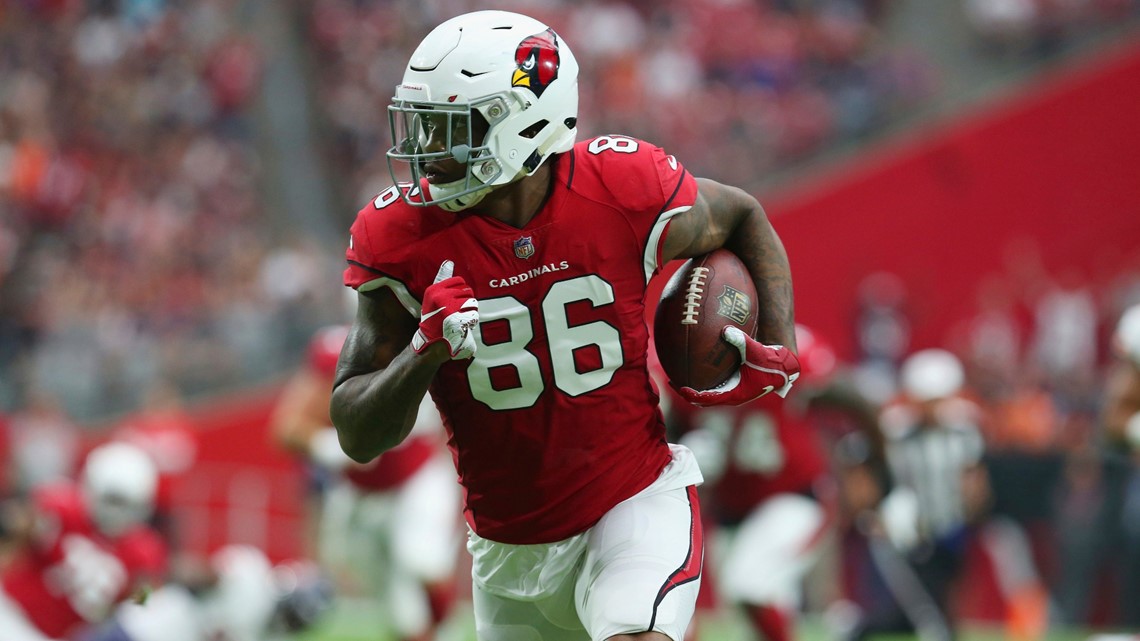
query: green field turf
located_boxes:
[294,598,1110,641]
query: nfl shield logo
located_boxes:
[513,236,535,259]
[716,285,752,325]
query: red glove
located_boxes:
[676,326,800,407]
[411,260,479,359]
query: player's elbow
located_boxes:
[342,441,378,465]
[328,398,375,464]
[328,396,406,463]
[329,418,382,464]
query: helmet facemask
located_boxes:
[387,94,510,212]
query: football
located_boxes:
[653,249,759,391]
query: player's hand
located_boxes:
[411,260,479,360]
[676,326,800,406]
[876,487,921,552]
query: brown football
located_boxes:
[653,249,759,391]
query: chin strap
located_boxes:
[435,183,493,212]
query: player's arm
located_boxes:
[662,177,795,349]
[661,177,800,405]
[271,366,359,471]
[330,287,447,463]
[270,367,331,455]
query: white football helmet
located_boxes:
[387,10,579,211]
[899,348,965,402]
[1115,303,1140,366]
[82,441,158,537]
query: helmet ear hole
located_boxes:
[519,120,548,139]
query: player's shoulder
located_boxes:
[30,481,89,536]
[349,183,451,253]
[33,481,84,516]
[565,135,691,210]
[570,134,677,174]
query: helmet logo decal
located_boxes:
[512,29,560,97]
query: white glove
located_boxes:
[879,487,922,553]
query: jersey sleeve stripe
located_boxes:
[347,259,383,275]
[355,273,420,317]
[641,169,694,282]
[660,169,689,214]
[642,204,690,283]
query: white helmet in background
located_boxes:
[82,441,158,537]
[899,348,965,402]
[1114,303,1140,366]
[387,10,579,211]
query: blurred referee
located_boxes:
[884,350,989,548]
[843,349,990,641]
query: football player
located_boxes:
[673,325,882,641]
[330,10,801,641]
[0,442,166,641]
[78,544,332,641]
[270,325,461,641]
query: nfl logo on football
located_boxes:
[514,236,535,259]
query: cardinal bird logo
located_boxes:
[512,29,560,98]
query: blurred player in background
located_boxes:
[672,325,883,641]
[0,442,166,641]
[79,544,332,641]
[330,10,800,641]
[1104,303,1140,627]
[271,324,461,641]
[109,380,199,549]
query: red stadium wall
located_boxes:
[649,38,1140,358]
[165,385,309,562]
[759,38,1140,357]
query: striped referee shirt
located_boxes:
[883,404,985,540]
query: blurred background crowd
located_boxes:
[0,0,1139,639]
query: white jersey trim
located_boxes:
[643,205,691,283]
[358,276,420,317]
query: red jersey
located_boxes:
[344,136,697,543]
[676,394,829,524]
[112,412,198,513]
[1,483,166,638]
[307,325,437,492]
